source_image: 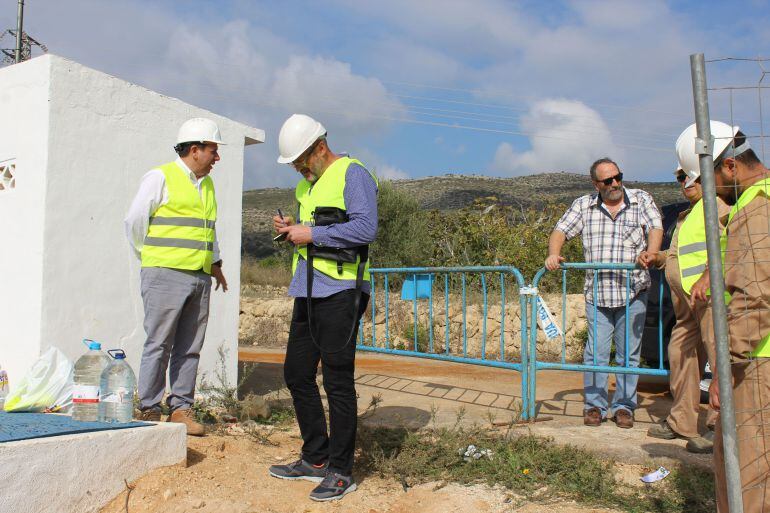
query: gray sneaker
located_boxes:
[269,459,328,483]
[309,471,357,502]
[686,429,715,454]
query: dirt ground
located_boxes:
[100,349,710,513]
[100,427,627,513]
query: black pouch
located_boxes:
[307,206,360,264]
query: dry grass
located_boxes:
[241,257,292,288]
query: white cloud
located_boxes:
[376,165,410,180]
[490,99,621,176]
[269,56,405,132]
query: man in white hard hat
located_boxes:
[545,157,663,429]
[124,117,228,436]
[680,121,770,513]
[645,164,729,453]
[268,114,378,502]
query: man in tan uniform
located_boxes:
[646,167,729,453]
[679,121,770,513]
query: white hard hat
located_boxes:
[675,121,741,187]
[277,114,326,164]
[176,117,226,146]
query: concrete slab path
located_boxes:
[238,348,714,471]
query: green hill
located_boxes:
[241,172,681,258]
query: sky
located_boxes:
[2,0,769,189]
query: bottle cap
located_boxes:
[88,342,101,350]
[108,349,126,360]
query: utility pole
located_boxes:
[1,0,46,65]
[14,0,24,63]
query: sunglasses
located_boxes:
[597,173,623,186]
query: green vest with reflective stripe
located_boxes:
[141,161,217,274]
[721,177,770,357]
[678,199,708,294]
[291,157,377,281]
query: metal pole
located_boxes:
[14,0,24,63]
[690,53,744,513]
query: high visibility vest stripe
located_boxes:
[149,216,216,230]
[143,237,214,251]
[681,264,707,278]
[679,241,707,254]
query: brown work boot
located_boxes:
[686,429,714,454]
[614,409,634,429]
[647,419,680,439]
[583,407,602,426]
[168,408,205,436]
[137,409,161,422]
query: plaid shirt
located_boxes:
[555,187,663,308]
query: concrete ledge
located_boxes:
[0,422,186,513]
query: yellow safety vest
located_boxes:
[721,177,770,357]
[141,161,217,274]
[677,199,708,294]
[291,157,377,281]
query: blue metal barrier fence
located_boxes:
[526,263,670,420]
[355,266,532,419]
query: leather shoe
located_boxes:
[168,408,206,436]
[583,407,602,426]
[614,409,634,429]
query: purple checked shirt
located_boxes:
[288,162,379,298]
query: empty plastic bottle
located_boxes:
[71,339,110,422]
[99,350,137,423]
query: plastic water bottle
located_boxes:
[71,339,110,422]
[0,366,8,410]
[99,350,137,423]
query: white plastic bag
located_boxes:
[3,347,74,413]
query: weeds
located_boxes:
[355,424,715,513]
[194,346,295,427]
[397,322,433,352]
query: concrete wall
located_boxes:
[0,423,186,513]
[0,54,264,393]
[0,57,50,382]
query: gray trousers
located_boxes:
[138,267,211,411]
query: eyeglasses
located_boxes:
[597,173,623,186]
[676,173,687,183]
[292,140,321,169]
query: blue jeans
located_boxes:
[583,291,647,417]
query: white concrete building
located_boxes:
[0,54,264,394]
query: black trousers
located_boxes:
[284,289,368,475]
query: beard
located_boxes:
[600,186,623,202]
[716,172,738,205]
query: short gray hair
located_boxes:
[589,157,620,181]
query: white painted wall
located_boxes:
[0,54,264,394]
[0,57,50,383]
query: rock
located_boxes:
[191,499,205,509]
[221,414,238,423]
[162,489,175,501]
[240,393,271,420]
[226,424,245,435]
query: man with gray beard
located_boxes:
[545,158,663,428]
